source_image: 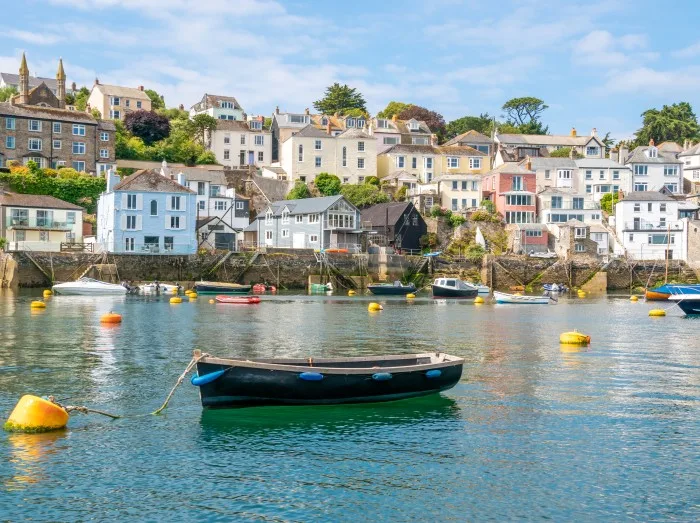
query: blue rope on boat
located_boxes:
[191,369,226,386]
[372,372,393,381]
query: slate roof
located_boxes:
[361,202,414,227]
[196,216,216,229]
[0,102,98,123]
[487,162,535,175]
[657,141,683,154]
[216,120,267,133]
[336,128,370,139]
[624,146,681,164]
[443,130,493,146]
[514,223,548,231]
[98,120,116,131]
[192,94,242,111]
[382,170,419,182]
[575,158,630,169]
[0,191,84,210]
[0,73,57,91]
[679,143,700,157]
[497,133,603,147]
[113,169,195,193]
[370,117,432,135]
[382,144,485,157]
[621,191,674,202]
[290,125,331,139]
[174,167,227,185]
[528,157,577,170]
[92,83,151,100]
[264,195,350,216]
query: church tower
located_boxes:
[56,58,66,109]
[18,52,29,105]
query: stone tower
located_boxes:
[18,52,29,105]
[56,57,66,109]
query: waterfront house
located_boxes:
[679,141,700,194]
[96,169,197,254]
[249,195,363,251]
[189,93,245,121]
[0,189,84,252]
[537,188,602,225]
[196,216,239,251]
[173,167,250,233]
[433,174,482,212]
[574,158,632,202]
[494,128,605,167]
[205,119,271,168]
[367,115,434,154]
[442,130,493,155]
[0,54,116,173]
[510,223,549,254]
[528,157,578,192]
[482,162,537,223]
[614,191,690,260]
[279,125,375,184]
[360,201,427,252]
[86,80,151,121]
[622,140,683,194]
[551,219,602,260]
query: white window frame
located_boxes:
[254,135,264,146]
[315,156,322,168]
[357,158,365,169]
[72,142,86,155]
[28,138,42,151]
[281,229,289,238]
[396,156,405,168]
[295,215,303,224]
[308,214,319,224]
[100,148,109,159]
[73,124,86,136]
[469,158,481,169]
[126,215,137,230]
[309,234,319,243]
[447,157,459,168]
[29,120,42,132]
[100,132,109,141]
[125,237,135,252]
[53,122,62,133]
[358,141,365,152]
[265,210,273,225]
[314,139,322,151]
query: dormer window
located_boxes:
[265,210,273,225]
[249,120,262,130]
[290,114,308,124]
[408,120,419,131]
[220,101,234,109]
[321,117,328,125]
[347,118,355,128]
[357,119,365,128]
[648,147,658,158]
[377,119,390,129]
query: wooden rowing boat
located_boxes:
[493,291,552,304]
[215,295,261,304]
[191,351,464,407]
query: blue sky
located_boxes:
[2,0,699,141]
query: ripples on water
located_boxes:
[0,290,698,521]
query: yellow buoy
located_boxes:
[406,293,416,299]
[170,297,182,304]
[43,290,52,297]
[100,312,122,324]
[188,292,198,299]
[348,290,356,296]
[514,292,522,296]
[171,288,179,295]
[368,302,383,312]
[630,295,639,302]
[560,331,591,344]
[30,301,46,309]
[208,299,215,304]
[4,395,69,433]
[649,309,666,317]
[474,296,485,304]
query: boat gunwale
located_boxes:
[198,353,464,375]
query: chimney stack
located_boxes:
[570,127,577,137]
[71,81,77,91]
[94,77,100,85]
[430,134,438,146]
[649,138,655,147]
[392,114,398,122]
[609,148,618,162]
[177,171,186,187]
[619,145,629,162]
[275,106,279,114]
[525,155,532,171]
[138,85,144,91]
[304,108,310,115]
[591,127,597,137]
[179,104,184,110]
[326,119,332,135]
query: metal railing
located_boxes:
[8,217,72,229]
[541,200,599,210]
[623,220,684,231]
[60,242,94,253]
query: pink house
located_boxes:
[482,161,537,223]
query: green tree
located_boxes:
[145,89,165,110]
[124,110,171,145]
[397,105,446,141]
[377,101,410,119]
[445,113,494,140]
[480,199,496,214]
[286,181,311,200]
[501,97,549,134]
[340,183,389,208]
[549,147,581,158]
[599,192,619,214]
[313,83,367,115]
[263,117,272,130]
[188,113,218,145]
[195,151,218,165]
[0,85,18,102]
[364,176,380,187]
[601,131,614,153]
[314,173,341,196]
[158,107,189,120]
[633,102,699,147]
[74,86,90,111]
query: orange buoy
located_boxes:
[100,312,122,324]
[4,395,69,433]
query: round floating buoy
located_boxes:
[560,331,590,344]
[43,289,52,298]
[649,308,666,317]
[208,299,215,304]
[474,296,485,304]
[577,290,586,298]
[170,297,182,304]
[406,293,416,299]
[188,292,197,299]
[4,395,68,433]
[630,295,639,302]
[171,288,179,295]
[368,302,383,312]
[30,301,46,309]
[348,290,356,296]
[100,312,122,324]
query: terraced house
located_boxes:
[0,54,115,173]
[86,80,151,120]
[367,116,434,154]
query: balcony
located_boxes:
[8,218,72,230]
[623,220,684,231]
[408,183,438,197]
[541,201,600,210]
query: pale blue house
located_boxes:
[96,169,197,254]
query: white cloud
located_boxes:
[572,30,654,68]
[5,30,62,46]
[672,40,700,59]
[601,66,700,95]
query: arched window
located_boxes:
[342,146,347,167]
[150,200,158,216]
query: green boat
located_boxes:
[194,281,252,294]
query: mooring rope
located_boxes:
[47,396,121,419]
[152,351,210,415]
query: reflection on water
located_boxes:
[0,291,698,520]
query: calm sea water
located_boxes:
[0,289,698,521]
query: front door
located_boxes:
[239,151,246,165]
[293,232,305,248]
[248,151,255,165]
[633,217,641,229]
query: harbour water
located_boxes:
[0,290,698,521]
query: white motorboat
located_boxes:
[469,283,490,294]
[141,282,181,294]
[493,291,553,304]
[52,277,128,295]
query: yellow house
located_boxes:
[86,80,152,120]
[0,191,84,252]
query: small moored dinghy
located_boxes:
[194,281,252,295]
[191,351,464,407]
[215,295,261,304]
[367,281,417,296]
[493,291,553,304]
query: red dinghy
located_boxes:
[215,295,261,304]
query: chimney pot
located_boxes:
[304,108,309,115]
[71,81,76,91]
[570,127,577,137]
[591,127,597,137]
[525,155,532,171]
[138,85,144,91]
[649,138,655,147]
[327,120,332,135]
[275,106,279,114]
[94,77,99,85]
[179,104,184,110]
